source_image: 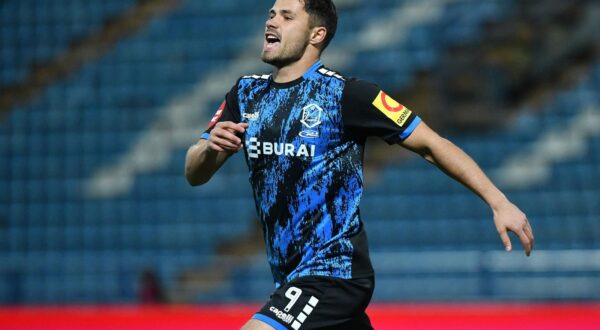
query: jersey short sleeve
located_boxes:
[341,78,421,144]
[201,80,241,140]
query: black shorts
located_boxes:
[253,276,375,330]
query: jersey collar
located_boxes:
[270,60,323,89]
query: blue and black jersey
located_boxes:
[202,61,422,287]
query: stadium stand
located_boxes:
[0,0,137,88]
[0,0,598,305]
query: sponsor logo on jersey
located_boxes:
[372,91,412,127]
[242,111,260,121]
[299,130,319,138]
[246,137,316,159]
[208,100,226,128]
[269,306,294,324]
[300,104,322,138]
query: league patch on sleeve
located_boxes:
[208,100,226,128]
[371,91,412,127]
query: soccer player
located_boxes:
[185,0,534,329]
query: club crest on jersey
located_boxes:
[372,91,412,127]
[300,104,322,138]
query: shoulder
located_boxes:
[311,65,378,92]
[235,73,272,90]
[239,73,271,86]
[341,77,381,103]
[240,73,272,81]
[344,77,379,91]
[315,66,346,81]
[309,66,347,97]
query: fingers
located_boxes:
[517,217,534,256]
[500,219,534,257]
[498,229,512,252]
[524,218,534,252]
[516,228,532,257]
[213,128,242,145]
[493,202,533,256]
[209,135,240,151]
[219,121,248,134]
[207,141,227,153]
[208,122,247,152]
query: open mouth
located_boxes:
[264,32,281,50]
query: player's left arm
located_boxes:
[401,122,534,256]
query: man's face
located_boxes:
[262,0,313,67]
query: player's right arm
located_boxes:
[185,81,244,186]
[185,121,247,186]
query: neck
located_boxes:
[272,53,320,83]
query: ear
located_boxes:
[309,26,327,47]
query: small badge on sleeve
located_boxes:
[372,91,412,127]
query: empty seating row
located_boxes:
[0,0,136,86]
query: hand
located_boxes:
[207,122,249,153]
[493,200,534,256]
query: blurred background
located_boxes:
[0,0,599,328]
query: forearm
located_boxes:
[185,139,230,186]
[424,137,508,210]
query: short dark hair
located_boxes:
[303,0,337,51]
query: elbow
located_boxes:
[418,136,449,164]
[422,153,435,164]
[185,165,209,186]
[186,174,208,187]
[185,173,208,187]
[184,145,209,186]
[416,145,434,163]
[186,176,205,187]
